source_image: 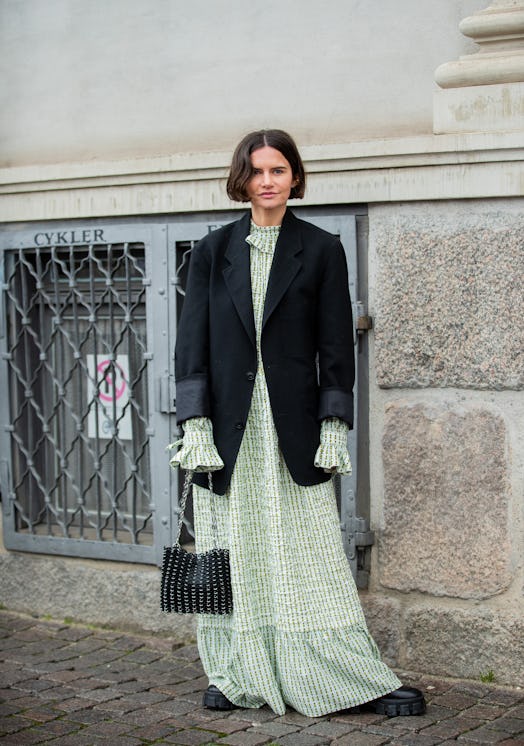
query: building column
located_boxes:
[433,0,524,133]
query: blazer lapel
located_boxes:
[222,212,256,347]
[262,209,303,328]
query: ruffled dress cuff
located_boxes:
[168,417,224,472]
[314,417,353,475]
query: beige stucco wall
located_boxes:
[1,0,485,167]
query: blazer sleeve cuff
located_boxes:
[175,375,211,424]
[318,389,354,428]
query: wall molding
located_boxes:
[1,132,523,222]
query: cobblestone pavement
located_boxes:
[0,610,523,746]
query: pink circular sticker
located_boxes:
[97,360,127,402]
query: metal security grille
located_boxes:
[1,212,372,583]
[2,240,154,560]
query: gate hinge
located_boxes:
[354,516,375,590]
[354,516,375,548]
[355,301,373,335]
[159,374,177,414]
[356,315,373,333]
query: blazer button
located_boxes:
[235,422,244,430]
[246,371,255,381]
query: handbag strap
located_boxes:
[175,470,221,549]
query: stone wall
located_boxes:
[366,198,524,685]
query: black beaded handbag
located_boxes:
[161,470,233,615]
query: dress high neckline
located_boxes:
[246,221,280,253]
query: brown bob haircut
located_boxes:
[226,129,306,202]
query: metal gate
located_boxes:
[0,211,372,582]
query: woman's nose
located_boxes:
[260,171,272,186]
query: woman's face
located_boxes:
[246,146,297,220]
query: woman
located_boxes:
[171,129,425,718]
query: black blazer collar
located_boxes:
[223,209,304,346]
[223,213,255,345]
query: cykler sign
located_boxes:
[33,229,106,246]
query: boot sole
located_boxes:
[369,696,426,717]
[348,696,426,718]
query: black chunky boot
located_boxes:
[203,685,238,710]
[367,686,426,717]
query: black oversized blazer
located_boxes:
[175,209,355,494]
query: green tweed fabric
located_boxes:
[192,221,401,716]
[314,416,353,474]
[169,419,224,472]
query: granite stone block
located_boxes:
[380,401,511,599]
[372,203,524,389]
[359,593,401,665]
[404,606,524,685]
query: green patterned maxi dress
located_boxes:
[190,222,401,717]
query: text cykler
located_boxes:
[33,229,105,246]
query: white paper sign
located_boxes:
[87,354,132,440]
